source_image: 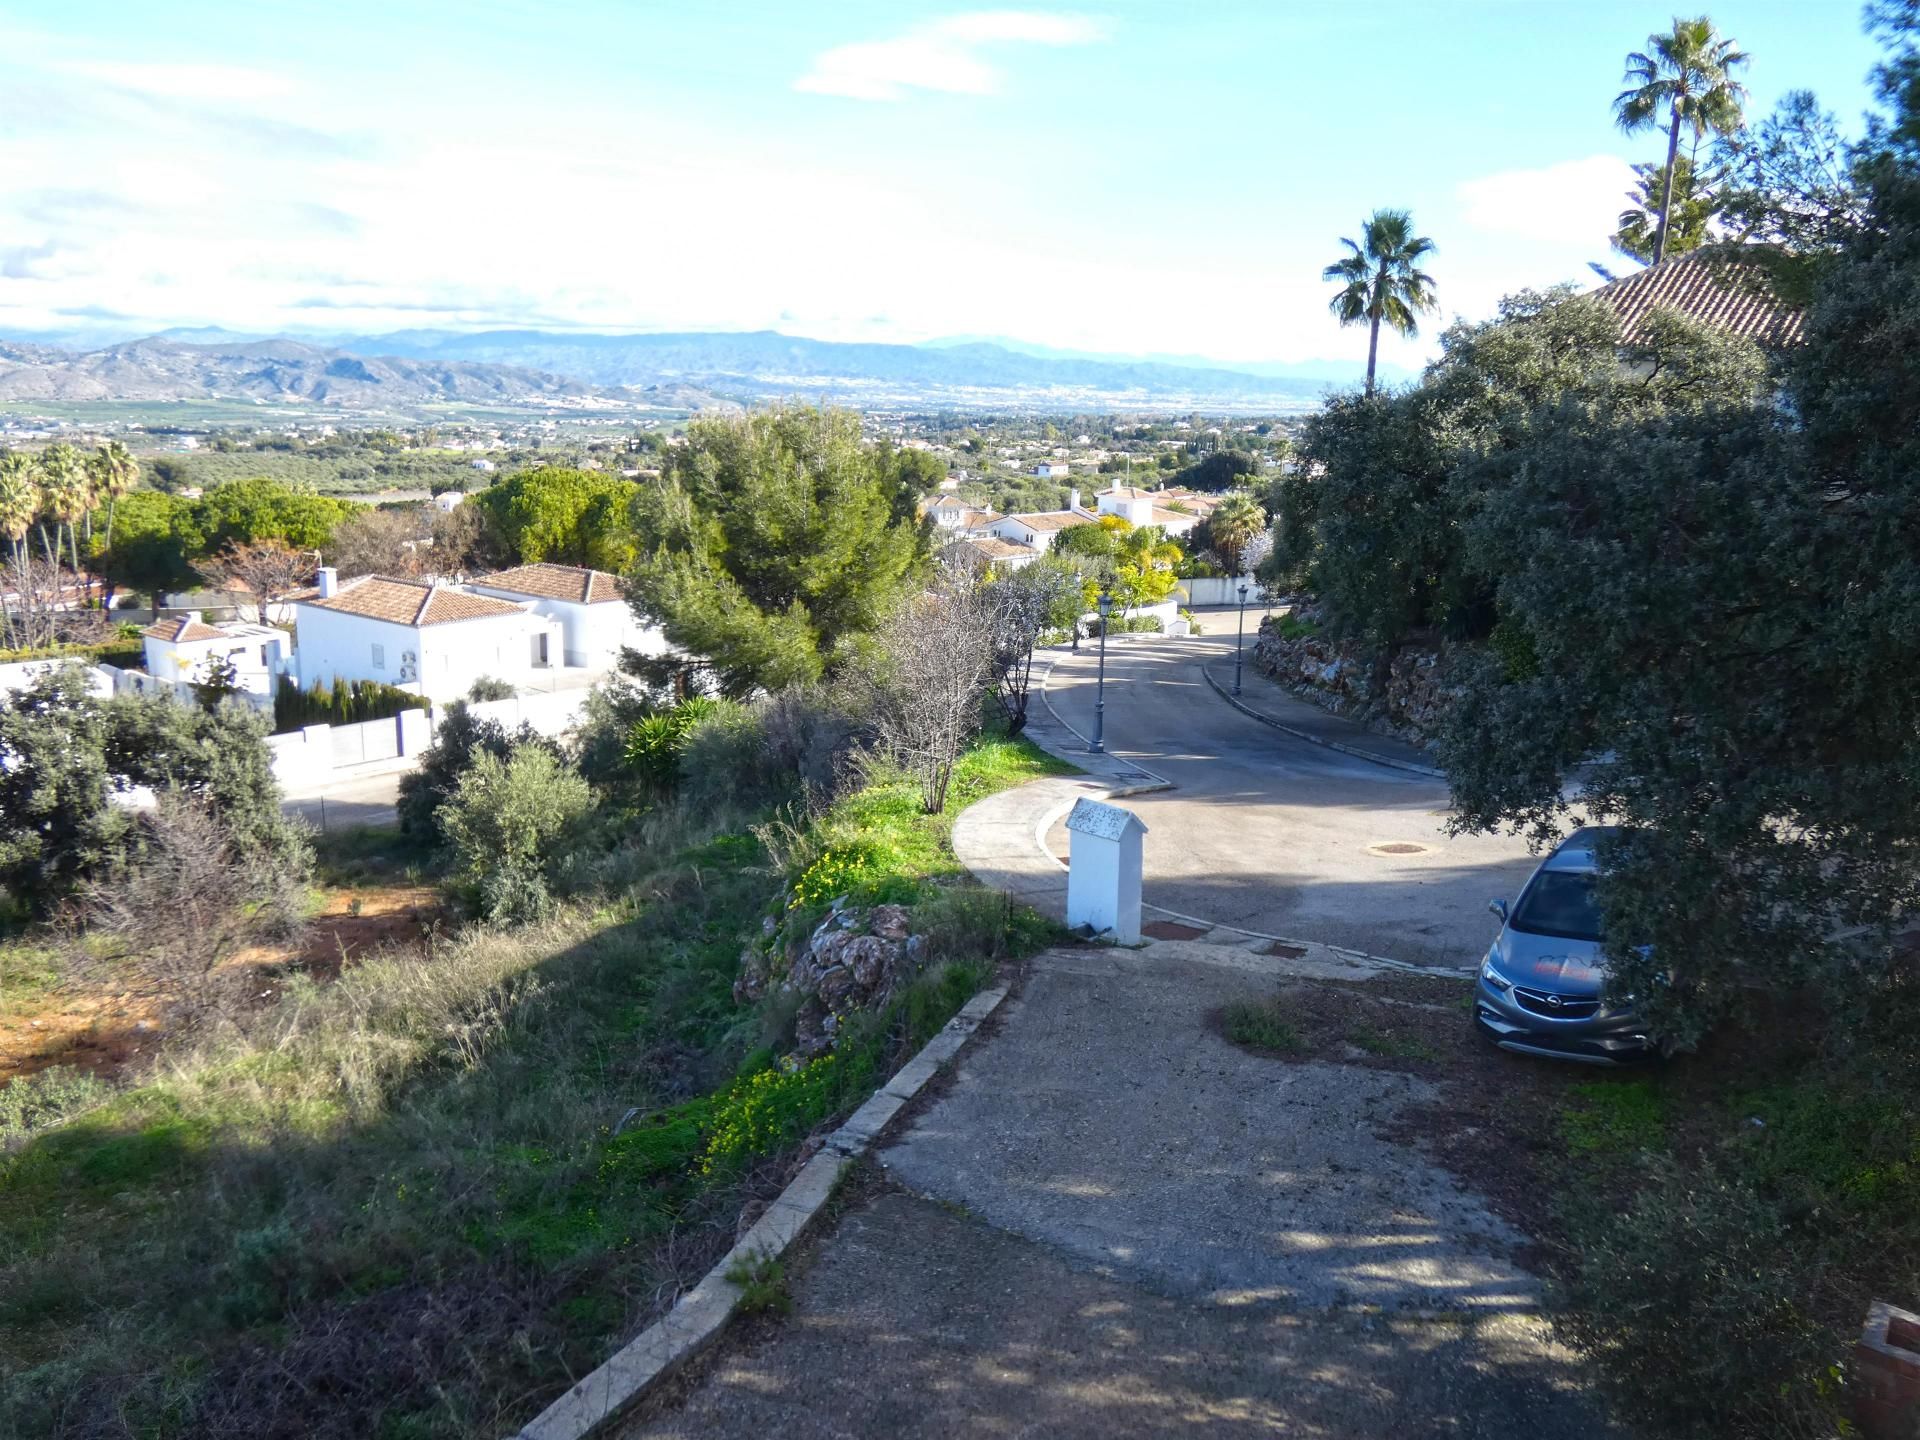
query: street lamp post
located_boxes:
[1090,587,1113,753]
[1233,580,1250,696]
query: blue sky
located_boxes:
[0,2,1885,372]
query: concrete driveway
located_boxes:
[626,944,1619,1439]
[1041,634,1540,969]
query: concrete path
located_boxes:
[1035,635,1539,970]
[625,945,1619,1438]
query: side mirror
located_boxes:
[1488,899,1509,923]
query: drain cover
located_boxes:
[1368,841,1431,856]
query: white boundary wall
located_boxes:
[1177,577,1268,608]
[266,688,594,789]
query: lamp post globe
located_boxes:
[1233,580,1250,697]
[1091,587,1113,754]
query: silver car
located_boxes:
[1473,826,1653,1064]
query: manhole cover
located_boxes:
[1142,920,1210,941]
[1368,841,1432,856]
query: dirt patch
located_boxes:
[1141,919,1210,941]
[0,882,446,1086]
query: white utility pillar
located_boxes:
[1065,797,1149,943]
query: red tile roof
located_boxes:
[141,616,224,643]
[473,562,623,605]
[295,575,527,627]
[1595,250,1805,347]
[1005,511,1097,532]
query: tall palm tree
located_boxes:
[36,443,90,580]
[1208,491,1268,576]
[90,441,139,548]
[0,453,39,568]
[1614,16,1748,266]
[1323,209,1438,394]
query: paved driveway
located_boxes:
[626,944,1620,1438]
[1042,634,1540,969]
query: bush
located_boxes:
[467,676,517,702]
[623,697,721,799]
[0,1067,113,1145]
[437,746,592,923]
[272,673,427,733]
[396,701,545,846]
[1558,1158,1840,1437]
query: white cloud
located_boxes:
[795,10,1104,102]
[50,60,298,103]
[1456,154,1637,247]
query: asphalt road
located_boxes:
[1042,633,1540,969]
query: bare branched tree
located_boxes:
[856,567,998,814]
[76,793,307,1023]
[1,549,112,652]
[985,561,1080,735]
[205,538,316,623]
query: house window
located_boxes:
[372,643,385,671]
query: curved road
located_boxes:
[1042,633,1539,969]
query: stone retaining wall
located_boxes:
[1251,602,1461,747]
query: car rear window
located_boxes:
[1510,870,1604,942]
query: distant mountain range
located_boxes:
[0,336,713,413]
[316,329,1340,409]
[0,326,1359,413]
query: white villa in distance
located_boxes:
[140,614,289,699]
[1094,485,1201,541]
[1029,459,1073,479]
[286,562,665,702]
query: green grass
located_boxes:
[1221,998,1305,1054]
[724,1249,792,1317]
[1559,1077,1671,1159]
[1273,613,1319,641]
[1345,1024,1440,1062]
[0,722,1060,1437]
[0,940,62,1017]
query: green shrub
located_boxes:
[396,701,545,846]
[1487,616,1539,682]
[272,674,427,733]
[1273,613,1319,642]
[623,697,721,798]
[723,1249,791,1316]
[438,746,593,923]
[466,676,517,702]
[1221,998,1303,1054]
[1558,1158,1841,1437]
[0,1067,114,1144]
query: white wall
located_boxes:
[1177,577,1269,608]
[267,687,593,788]
[418,611,558,700]
[293,605,420,694]
[0,658,114,699]
[463,590,667,670]
[292,603,559,703]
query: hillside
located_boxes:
[334,328,1333,410]
[0,337,704,412]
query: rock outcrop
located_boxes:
[1250,603,1461,748]
[734,899,929,1060]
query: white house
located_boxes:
[465,562,669,670]
[921,496,1001,536]
[141,614,288,696]
[985,508,1098,553]
[951,536,1041,572]
[1094,485,1201,541]
[430,491,466,513]
[1029,459,1072,479]
[290,569,559,702]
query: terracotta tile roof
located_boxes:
[473,562,623,605]
[141,617,224,643]
[962,537,1035,559]
[296,575,528,627]
[1150,506,1199,527]
[1595,250,1805,347]
[1005,511,1096,532]
[1098,485,1156,500]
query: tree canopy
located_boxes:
[1323,208,1438,392]
[624,407,929,696]
[469,466,640,571]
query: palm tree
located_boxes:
[90,441,139,548]
[1614,16,1748,266]
[36,443,90,580]
[1208,491,1268,576]
[0,453,39,568]
[1323,209,1438,394]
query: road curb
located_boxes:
[1198,663,1446,780]
[513,984,1011,1440]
